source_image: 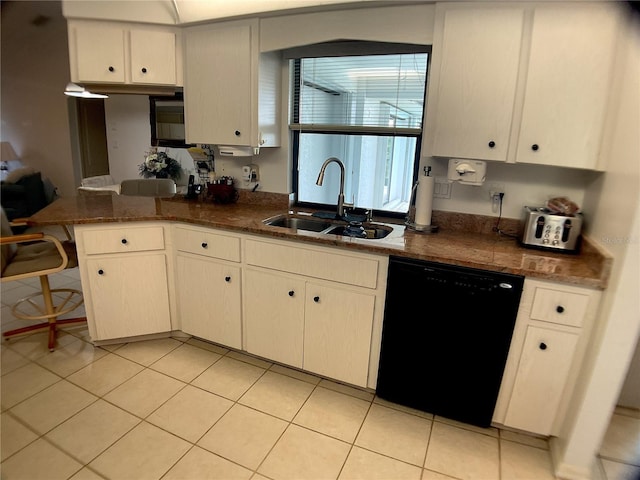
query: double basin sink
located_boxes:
[263,212,395,240]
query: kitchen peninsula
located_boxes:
[28,192,609,439]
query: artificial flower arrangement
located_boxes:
[139,151,181,180]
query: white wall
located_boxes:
[618,338,640,408]
[427,157,599,219]
[552,10,640,478]
[259,4,435,52]
[104,94,195,186]
[104,95,150,183]
[104,94,599,216]
[0,1,77,196]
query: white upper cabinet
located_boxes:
[515,5,619,169]
[129,29,177,85]
[183,19,280,148]
[429,7,524,162]
[68,20,180,86]
[425,2,621,170]
[73,23,126,83]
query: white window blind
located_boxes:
[290,53,428,135]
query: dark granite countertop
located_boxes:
[29,192,611,289]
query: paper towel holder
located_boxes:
[405,167,439,234]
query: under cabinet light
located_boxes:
[64,83,108,99]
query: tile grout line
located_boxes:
[3,318,634,479]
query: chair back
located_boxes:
[120,179,177,197]
[80,175,116,188]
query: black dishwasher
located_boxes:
[376,256,524,428]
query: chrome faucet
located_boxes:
[316,157,353,218]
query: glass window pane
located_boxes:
[294,54,428,130]
[291,51,428,216]
[297,133,415,213]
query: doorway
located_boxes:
[74,98,110,179]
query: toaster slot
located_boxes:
[562,219,572,242]
[535,216,545,238]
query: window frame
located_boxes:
[288,45,431,218]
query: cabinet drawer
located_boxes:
[82,226,165,255]
[174,226,240,262]
[245,239,379,289]
[530,287,590,327]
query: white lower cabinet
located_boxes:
[75,223,172,342]
[173,225,242,349]
[176,255,242,349]
[244,267,377,387]
[244,268,305,367]
[503,326,579,434]
[303,283,375,387]
[494,278,601,435]
[244,237,387,388]
[76,223,386,389]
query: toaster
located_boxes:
[519,206,583,253]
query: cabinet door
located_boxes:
[504,326,579,435]
[430,7,524,161]
[130,30,176,85]
[74,24,126,83]
[85,254,171,340]
[515,5,619,169]
[244,269,305,368]
[184,23,252,145]
[176,255,241,349]
[304,283,375,387]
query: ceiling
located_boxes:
[61,0,400,25]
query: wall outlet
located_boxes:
[488,183,505,200]
[242,165,252,182]
[250,165,259,182]
[488,183,505,213]
[242,164,260,182]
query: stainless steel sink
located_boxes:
[263,215,333,232]
[263,213,397,240]
[325,225,393,239]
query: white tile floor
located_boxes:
[1,269,639,480]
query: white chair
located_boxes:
[80,174,116,188]
[78,174,121,195]
[120,179,177,197]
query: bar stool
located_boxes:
[1,209,86,351]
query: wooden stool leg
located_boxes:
[40,275,57,351]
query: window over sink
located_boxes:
[289,44,429,216]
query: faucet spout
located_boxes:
[315,157,352,218]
